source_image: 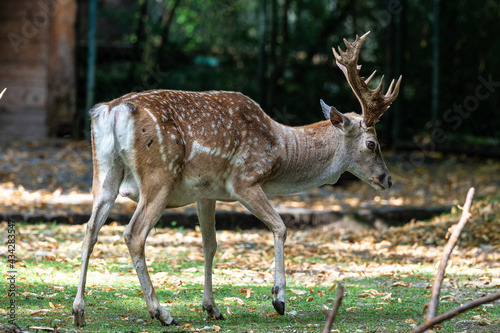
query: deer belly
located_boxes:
[168,176,233,205]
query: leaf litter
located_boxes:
[1,141,499,220]
[1,142,500,331]
[1,193,499,289]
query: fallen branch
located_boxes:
[412,292,500,333]
[409,187,500,333]
[30,326,63,332]
[425,187,475,321]
[322,284,344,333]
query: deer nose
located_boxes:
[378,174,392,189]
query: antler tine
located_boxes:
[364,70,377,85]
[331,31,402,127]
[374,75,385,94]
[386,78,396,95]
[385,75,402,98]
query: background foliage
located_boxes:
[76,0,500,152]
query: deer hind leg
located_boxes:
[72,157,123,326]
[197,199,224,320]
[123,178,178,326]
[234,185,287,315]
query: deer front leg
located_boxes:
[235,186,287,315]
[197,199,224,320]
[124,187,178,326]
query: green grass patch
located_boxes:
[1,258,499,332]
[1,209,500,333]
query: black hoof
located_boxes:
[272,300,285,315]
[161,319,179,326]
[72,308,85,327]
[208,313,225,320]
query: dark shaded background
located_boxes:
[75,0,500,155]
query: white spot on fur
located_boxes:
[145,108,157,123]
[169,155,179,171]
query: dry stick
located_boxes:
[322,284,345,333]
[412,291,500,333]
[425,187,475,322]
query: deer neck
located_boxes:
[262,120,348,194]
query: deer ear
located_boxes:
[320,99,332,120]
[320,99,353,132]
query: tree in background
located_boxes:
[76,0,499,154]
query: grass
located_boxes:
[1,211,500,332]
[2,256,500,332]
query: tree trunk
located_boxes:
[128,0,148,82]
[258,0,267,109]
[267,0,278,112]
[46,0,77,137]
[156,0,182,67]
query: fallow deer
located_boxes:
[73,31,401,326]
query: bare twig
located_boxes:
[412,292,500,333]
[425,187,475,321]
[322,284,344,333]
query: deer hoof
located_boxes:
[160,319,179,326]
[203,304,225,320]
[215,313,225,320]
[72,308,85,326]
[159,318,178,326]
[155,307,177,326]
[272,300,285,315]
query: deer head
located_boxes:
[321,31,402,190]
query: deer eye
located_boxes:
[366,140,376,150]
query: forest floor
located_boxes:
[0,140,499,220]
[0,194,499,332]
[0,141,499,332]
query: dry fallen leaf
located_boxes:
[327,283,338,291]
[381,293,392,300]
[30,309,49,316]
[179,323,194,330]
[346,307,359,311]
[224,297,244,305]
[290,289,307,295]
[441,295,455,302]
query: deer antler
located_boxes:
[332,31,402,127]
